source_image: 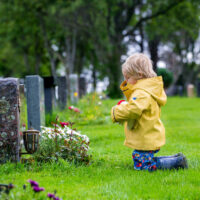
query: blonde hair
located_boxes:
[122,53,157,79]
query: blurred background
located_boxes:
[0,0,200,98]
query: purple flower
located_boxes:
[28,180,39,187]
[32,186,45,192]
[8,183,14,189]
[54,197,60,200]
[47,193,55,198]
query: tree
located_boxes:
[104,0,185,97]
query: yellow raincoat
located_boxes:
[111,76,167,150]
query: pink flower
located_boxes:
[73,108,80,113]
[60,122,69,127]
[68,106,73,110]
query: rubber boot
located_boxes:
[156,152,183,159]
[156,155,188,170]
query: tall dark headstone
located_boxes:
[26,75,45,131]
[43,77,57,114]
[0,78,20,163]
[57,76,67,110]
[79,75,87,98]
[197,81,200,97]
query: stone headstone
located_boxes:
[57,76,67,110]
[177,85,184,96]
[0,78,20,163]
[187,84,195,97]
[197,81,200,97]
[26,75,45,131]
[79,75,87,98]
[69,74,78,104]
[43,77,57,114]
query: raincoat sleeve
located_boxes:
[111,90,150,123]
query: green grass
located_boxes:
[1,97,200,199]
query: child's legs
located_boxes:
[132,150,159,171]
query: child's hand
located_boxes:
[114,100,128,125]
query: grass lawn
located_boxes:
[0,97,200,199]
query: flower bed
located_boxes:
[33,121,92,164]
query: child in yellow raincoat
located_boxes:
[111,53,188,171]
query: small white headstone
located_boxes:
[187,84,195,97]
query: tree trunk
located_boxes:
[92,64,96,91]
[107,45,123,98]
[148,38,160,72]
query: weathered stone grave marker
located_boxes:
[43,76,57,114]
[69,74,79,104]
[197,80,200,97]
[57,76,67,110]
[26,75,45,131]
[0,78,20,163]
[79,75,87,98]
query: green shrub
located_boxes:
[157,68,173,88]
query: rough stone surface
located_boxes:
[57,76,67,110]
[0,78,20,163]
[69,74,78,104]
[197,81,200,97]
[26,75,45,131]
[79,75,87,98]
[43,76,56,114]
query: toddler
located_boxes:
[111,53,188,171]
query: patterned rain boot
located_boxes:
[156,154,188,170]
[156,152,183,159]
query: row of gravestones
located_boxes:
[26,74,86,131]
[0,74,87,164]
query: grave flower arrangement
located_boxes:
[33,119,91,164]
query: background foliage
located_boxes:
[0,0,200,96]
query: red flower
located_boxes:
[68,106,73,110]
[60,122,69,127]
[117,100,126,105]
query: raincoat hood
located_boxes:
[120,76,167,106]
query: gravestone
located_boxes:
[69,74,78,104]
[43,77,57,114]
[197,80,200,97]
[177,85,184,96]
[57,76,67,110]
[79,75,87,98]
[26,75,45,131]
[187,84,195,97]
[0,78,20,163]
